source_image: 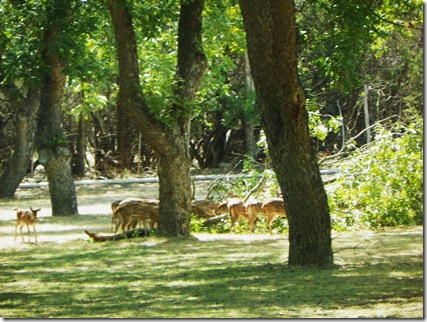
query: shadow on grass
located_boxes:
[0,227,423,318]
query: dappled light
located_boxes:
[0,213,422,318]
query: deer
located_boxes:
[262,198,287,235]
[113,198,160,238]
[14,207,41,243]
[218,198,248,230]
[245,200,264,233]
[190,199,220,219]
[111,198,159,232]
[111,200,122,232]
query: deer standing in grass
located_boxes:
[218,198,248,230]
[113,198,159,238]
[262,198,287,235]
[111,198,159,232]
[14,207,41,243]
[190,199,220,219]
[246,200,264,233]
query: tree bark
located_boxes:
[0,87,40,198]
[116,104,132,170]
[72,114,86,177]
[107,0,207,237]
[239,0,333,266]
[36,0,78,216]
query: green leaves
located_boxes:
[329,115,423,229]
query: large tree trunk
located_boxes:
[107,0,207,237]
[157,147,192,237]
[0,87,40,198]
[239,0,333,266]
[36,0,78,216]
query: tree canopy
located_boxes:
[0,0,423,245]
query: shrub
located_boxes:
[329,116,423,229]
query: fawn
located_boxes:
[218,198,248,230]
[14,207,41,243]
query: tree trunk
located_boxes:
[116,104,132,170]
[0,88,40,198]
[243,118,257,160]
[243,51,258,161]
[107,0,207,237]
[157,147,192,237]
[72,114,86,177]
[239,0,333,266]
[36,0,78,216]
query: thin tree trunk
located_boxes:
[72,114,86,177]
[239,0,333,267]
[0,88,40,198]
[116,104,132,170]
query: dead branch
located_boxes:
[202,213,230,226]
[85,228,152,242]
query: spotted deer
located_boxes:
[262,198,287,235]
[245,200,264,233]
[113,198,160,238]
[190,199,220,219]
[14,207,41,243]
[218,198,248,230]
[111,200,121,232]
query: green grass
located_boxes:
[0,216,423,318]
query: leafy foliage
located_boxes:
[329,115,423,229]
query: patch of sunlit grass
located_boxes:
[0,221,423,318]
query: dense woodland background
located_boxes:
[0,0,422,176]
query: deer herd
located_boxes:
[12,196,286,243]
[111,196,287,237]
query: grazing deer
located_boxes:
[111,200,121,232]
[262,198,287,235]
[218,198,248,230]
[191,199,220,219]
[14,207,41,243]
[111,198,159,232]
[245,200,264,233]
[114,198,160,238]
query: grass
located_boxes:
[0,215,423,318]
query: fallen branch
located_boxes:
[85,228,152,242]
[202,213,230,226]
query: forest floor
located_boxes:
[0,174,423,318]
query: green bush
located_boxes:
[329,116,423,229]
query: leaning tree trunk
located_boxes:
[107,0,207,237]
[36,0,78,216]
[239,0,333,267]
[0,87,40,198]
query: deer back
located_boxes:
[262,198,286,217]
[191,199,220,219]
[116,199,160,222]
[246,201,264,218]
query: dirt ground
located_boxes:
[0,180,214,221]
